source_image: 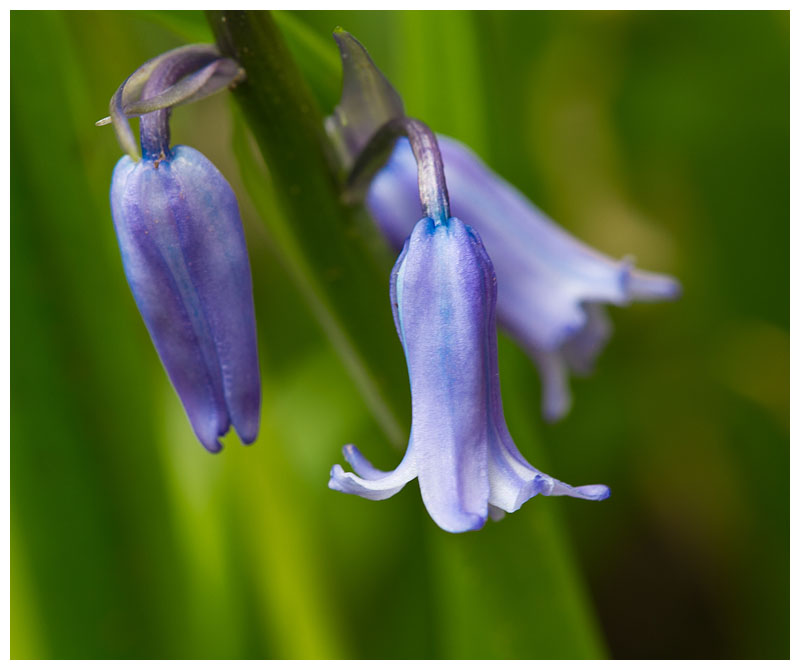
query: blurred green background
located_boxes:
[11,10,788,659]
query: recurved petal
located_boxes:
[111,156,229,452]
[549,481,611,501]
[486,424,611,512]
[526,348,572,422]
[328,444,417,501]
[481,229,611,510]
[627,265,683,301]
[166,146,261,444]
[561,303,613,376]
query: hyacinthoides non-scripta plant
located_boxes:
[100,15,679,533]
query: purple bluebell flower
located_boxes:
[105,46,260,452]
[327,30,680,422]
[366,136,681,421]
[329,118,608,533]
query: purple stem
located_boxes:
[139,51,219,160]
[349,116,450,225]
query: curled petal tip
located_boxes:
[199,435,224,454]
[568,484,611,501]
[543,479,611,502]
[535,352,572,423]
[342,443,388,479]
[328,451,416,501]
[439,513,487,534]
[238,431,257,447]
[328,463,346,487]
[627,268,683,302]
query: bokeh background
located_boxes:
[11,10,788,659]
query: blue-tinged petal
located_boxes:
[328,444,417,501]
[627,265,682,301]
[166,146,261,444]
[561,303,612,376]
[486,424,610,512]
[476,216,610,513]
[527,348,572,422]
[549,481,611,501]
[485,382,611,511]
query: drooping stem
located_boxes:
[347,116,451,226]
[103,44,240,161]
[138,50,220,160]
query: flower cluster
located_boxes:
[101,31,678,533]
[326,31,678,531]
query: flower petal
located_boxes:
[166,146,261,444]
[486,419,611,511]
[481,228,611,510]
[561,303,612,376]
[328,444,417,501]
[526,348,572,423]
[627,266,683,301]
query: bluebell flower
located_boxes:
[329,117,608,533]
[327,30,681,422]
[366,136,681,421]
[329,215,609,533]
[105,46,260,452]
